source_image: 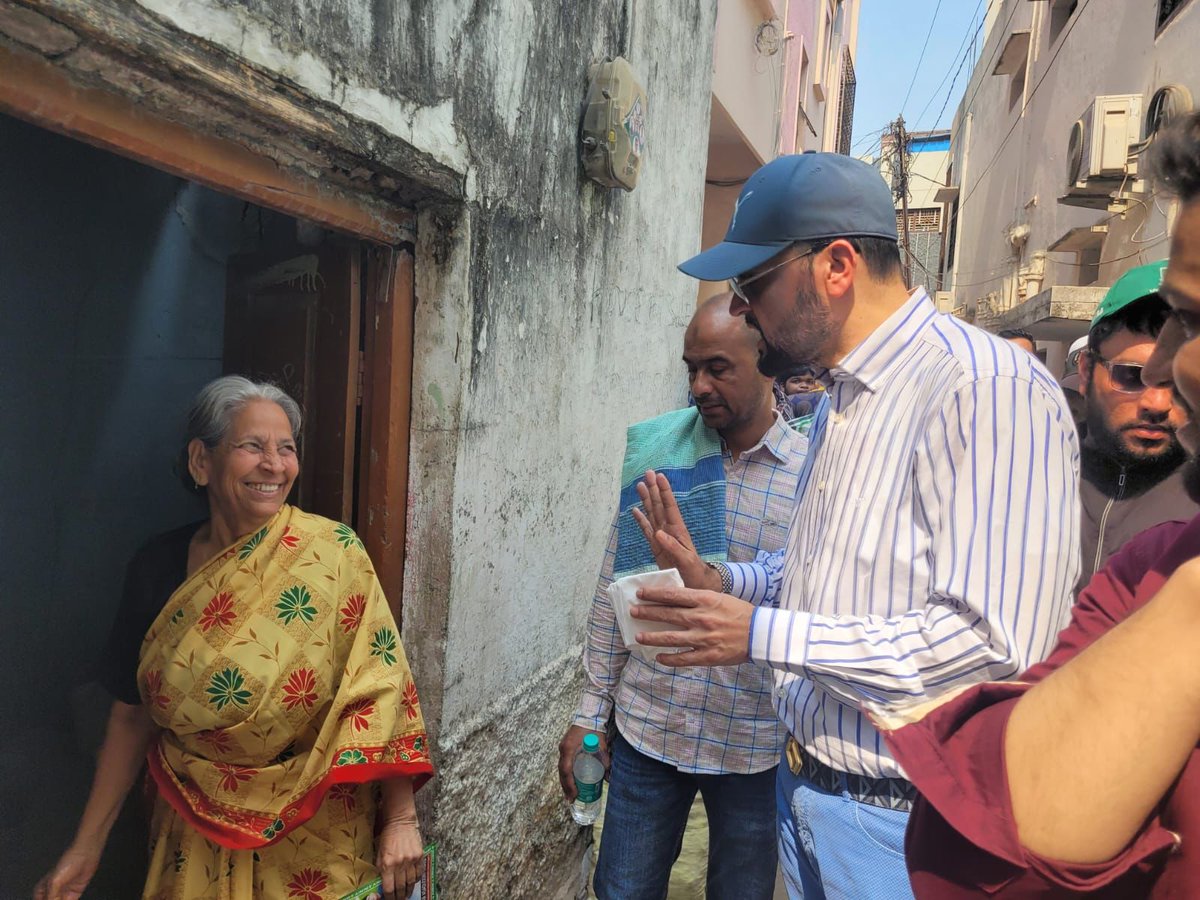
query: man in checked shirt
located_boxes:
[630,153,1081,899]
[558,295,806,899]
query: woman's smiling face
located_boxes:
[190,400,299,535]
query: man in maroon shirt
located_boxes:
[874,112,1200,897]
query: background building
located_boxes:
[938,0,1198,370]
[874,126,953,300]
[700,0,860,301]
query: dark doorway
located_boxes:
[0,111,398,898]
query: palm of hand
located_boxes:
[632,471,713,588]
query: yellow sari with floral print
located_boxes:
[136,505,432,899]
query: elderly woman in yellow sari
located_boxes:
[36,376,433,900]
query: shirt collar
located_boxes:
[827,288,938,393]
[728,412,796,464]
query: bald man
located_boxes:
[559,296,807,899]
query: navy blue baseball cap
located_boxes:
[679,152,898,281]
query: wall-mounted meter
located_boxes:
[579,56,647,192]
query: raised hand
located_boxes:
[630,470,722,591]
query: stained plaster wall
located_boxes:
[385,6,720,893]
[1,0,723,895]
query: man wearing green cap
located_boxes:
[1075,260,1197,593]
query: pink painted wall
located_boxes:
[779,0,818,154]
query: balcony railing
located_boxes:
[835,47,856,155]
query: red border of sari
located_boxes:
[147,734,434,850]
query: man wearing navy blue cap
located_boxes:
[627,153,1082,898]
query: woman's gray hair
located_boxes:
[178,375,303,490]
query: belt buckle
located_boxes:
[785,736,803,775]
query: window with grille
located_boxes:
[896,208,941,233]
[1158,0,1192,30]
[835,47,856,155]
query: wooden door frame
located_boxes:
[0,42,416,613]
[359,246,416,610]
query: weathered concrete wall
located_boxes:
[0,0,719,895]
[389,5,718,893]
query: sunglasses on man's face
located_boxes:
[729,245,820,303]
[1093,356,1151,394]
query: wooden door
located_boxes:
[357,246,415,611]
[224,245,361,523]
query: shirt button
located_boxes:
[817,481,826,491]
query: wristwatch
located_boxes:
[706,562,733,594]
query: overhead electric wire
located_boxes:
[949,0,1021,146]
[939,0,1170,294]
[850,124,890,157]
[944,190,1165,284]
[945,239,1167,290]
[860,0,990,166]
[928,11,987,131]
[928,0,1159,297]
[900,0,946,117]
[910,0,987,129]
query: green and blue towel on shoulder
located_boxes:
[614,407,728,579]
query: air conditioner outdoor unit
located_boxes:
[1063,95,1142,206]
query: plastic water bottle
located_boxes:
[571,733,605,825]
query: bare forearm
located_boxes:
[379,776,418,825]
[1006,561,1200,863]
[74,701,157,846]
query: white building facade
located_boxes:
[941,0,1198,369]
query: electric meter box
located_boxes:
[579,56,647,192]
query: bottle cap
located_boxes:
[582,733,600,752]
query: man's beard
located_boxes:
[748,276,837,378]
[1083,385,1187,477]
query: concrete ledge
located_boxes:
[976,284,1107,341]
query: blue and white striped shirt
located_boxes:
[728,289,1081,779]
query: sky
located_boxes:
[849,0,989,159]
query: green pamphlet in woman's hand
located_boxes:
[339,844,437,900]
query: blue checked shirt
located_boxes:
[575,414,807,774]
[728,289,1081,779]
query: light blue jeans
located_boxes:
[776,753,915,900]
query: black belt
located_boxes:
[785,736,916,812]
